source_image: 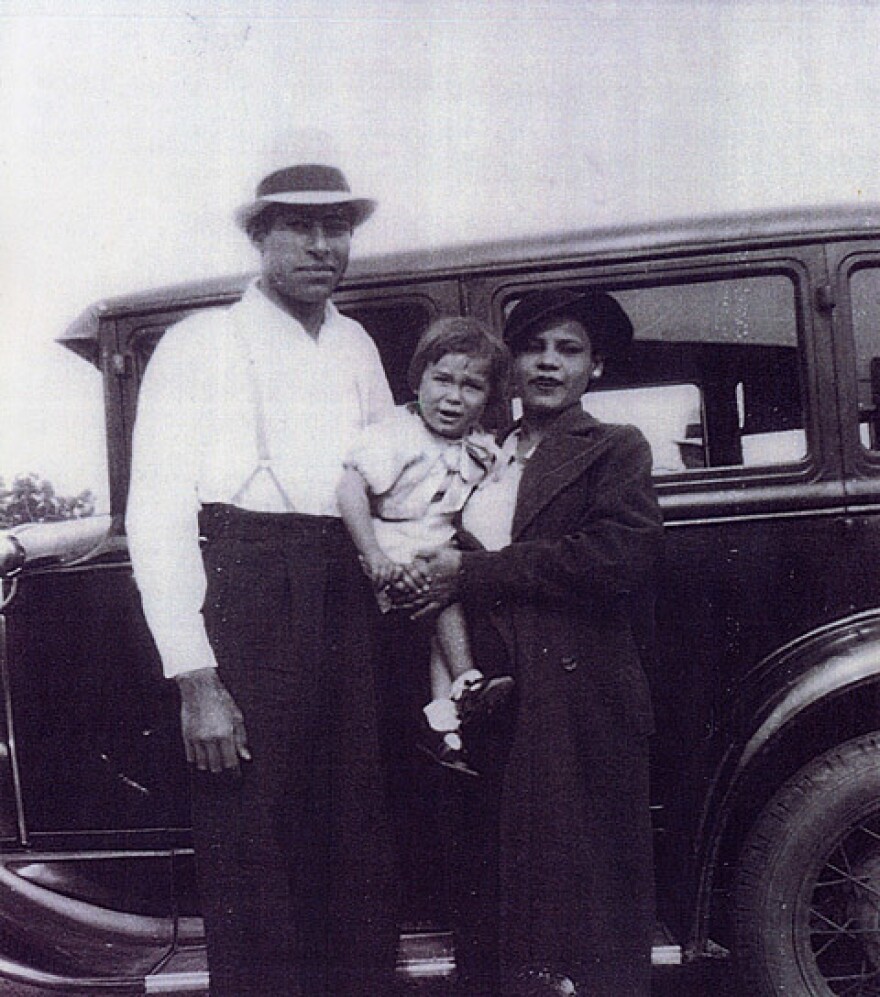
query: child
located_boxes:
[337,317,514,776]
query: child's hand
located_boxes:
[364,552,403,590]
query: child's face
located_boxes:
[418,353,492,439]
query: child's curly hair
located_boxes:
[407,316,511,410]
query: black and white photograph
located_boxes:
[2,2,880,995]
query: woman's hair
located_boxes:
[407,316,511,408]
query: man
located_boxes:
[126,161,398,996]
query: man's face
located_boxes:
[255,207,352,306]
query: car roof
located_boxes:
[59,202,880,355]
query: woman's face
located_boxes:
[418,352,492,438]
[514,318,603,418]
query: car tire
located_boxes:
[733,732,880,996]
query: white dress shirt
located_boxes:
[126,281,394,678]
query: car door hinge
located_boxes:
[816,283,836,313]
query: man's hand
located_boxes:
[175,668,251,773]
[390,547,462,619]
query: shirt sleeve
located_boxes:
[344,414,411,497]
[125,319,219,679]
[361,334,395,426]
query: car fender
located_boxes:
[691,609,880,950]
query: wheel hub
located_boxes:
[846,851,880,971]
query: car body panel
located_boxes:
[5,205,880,984]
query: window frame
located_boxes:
[827,245,880,495]
[466,245,840,522]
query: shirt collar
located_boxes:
[404,404,496,484]
[239,279,336,341]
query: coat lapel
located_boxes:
[512,407,615,540]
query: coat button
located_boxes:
[561,654,579,672]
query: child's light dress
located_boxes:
[343,403,496,595]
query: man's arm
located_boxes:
[362,333,396,425]
[126,320,249,771]
[176,668,251,773]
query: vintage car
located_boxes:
[4,204,880,995]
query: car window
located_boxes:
[583,384,704,474]
[505,273,805,475]
[849,265,880,451]
[129,300,432,409]
[339,299,432,404]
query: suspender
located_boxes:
[228,313,297,513]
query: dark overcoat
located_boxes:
[457,405,663,997]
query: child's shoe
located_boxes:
[455,674,515,730]
[417,723,480,778]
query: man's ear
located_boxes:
[246,210,270,248]
[592,359,605,379]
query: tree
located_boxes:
[0,473,95,529]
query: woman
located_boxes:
[409,288,663,996]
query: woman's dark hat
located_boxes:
[235,163,377,232]
[504,288,634,359]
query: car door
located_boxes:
[0,320,185,981]
[827,241,880,611]
[466,242,847,938]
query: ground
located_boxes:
[0,959,741,995]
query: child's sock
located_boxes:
[423,697,459,733]
[449,668,484,701]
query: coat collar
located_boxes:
[510,405,616,539]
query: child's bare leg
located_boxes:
[420,607,508,779]
[424,635,459,733]
[424,607,481,735]
[434,602,478,682]
[430,638,453,701]
[420,633,479,778]
[425,608,485,729]
[437,604,516,729]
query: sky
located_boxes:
[3,0,880,506]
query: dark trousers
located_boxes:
[191,505,399,997]
[440,615,514,997]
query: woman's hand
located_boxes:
[390,547,462,619]
[396,558,431,596]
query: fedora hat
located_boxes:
[235,163,377,232]
[504,288,634,360]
